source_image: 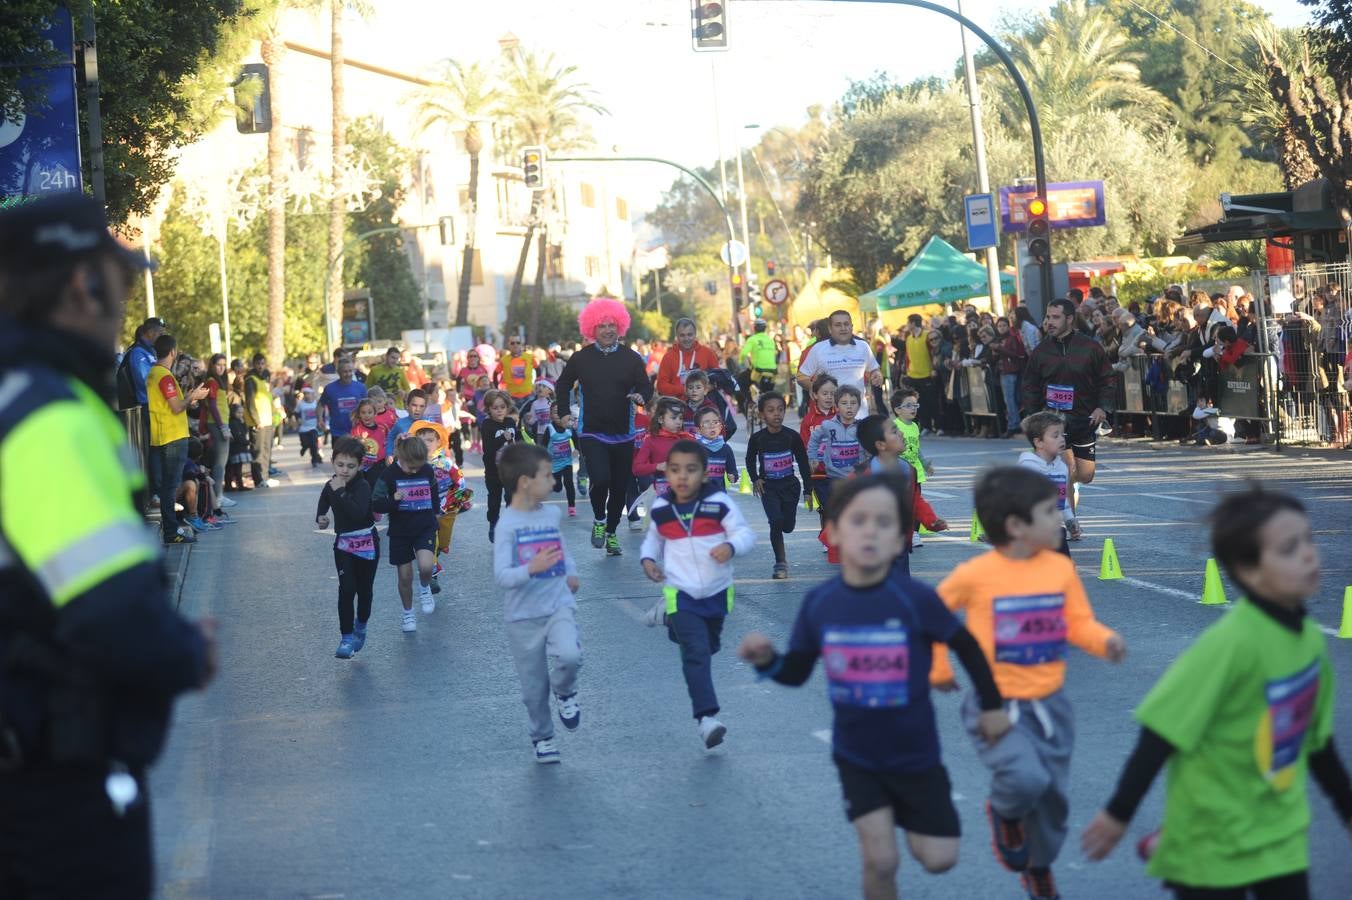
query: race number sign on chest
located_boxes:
[396,478,433,511]
[762,450,794,479]
[513,528,566,579]
[823,624,911,708]
[994,593,1067,665]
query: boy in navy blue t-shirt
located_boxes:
[740,473,1010,900]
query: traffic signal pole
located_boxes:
[549,155,741,335]
[746,0,1054,307]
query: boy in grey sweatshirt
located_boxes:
[493,444,583,764]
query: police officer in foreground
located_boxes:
[0,194,217,898]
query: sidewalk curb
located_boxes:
[165,543,192,611]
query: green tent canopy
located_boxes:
[859,235,1014,312]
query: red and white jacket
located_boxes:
[640,485,756,601]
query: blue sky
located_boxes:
[341,0,1313,208]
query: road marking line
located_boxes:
[1118,577,1343,637]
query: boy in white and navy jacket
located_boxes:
[640,439,756,750]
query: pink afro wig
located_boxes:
[577,297,631,341]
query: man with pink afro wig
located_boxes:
[554,297,653,555]
[577,297,631,342]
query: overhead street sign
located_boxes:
[719,239,748,268]
[0,6,82,203]
[964,193,997,250]
[764,278,790,305]
[999,181,1106,232]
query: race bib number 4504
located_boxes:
[823,626,910,708]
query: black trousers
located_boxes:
[485,469,505,527]
[553,466,576,506]
[579,437,635,532]
[335,543,379,634]
[299,429,321,464]
[0,766,152,899]
[1169,871,1308,900]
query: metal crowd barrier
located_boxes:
[118,405,152,486]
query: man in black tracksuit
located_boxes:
[553,305,653,556]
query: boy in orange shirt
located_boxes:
[931,466,1126,900]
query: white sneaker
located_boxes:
[533,738,561,764]
[401,609,417,632]
[642,599,666,628]
[265,478,280,488]
[698,716,727,749]
[419,584,435,614]
[219,496,238,508]
[628,517,644,532]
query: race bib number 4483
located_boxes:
[396,478,433,511]
[823,626,911,708]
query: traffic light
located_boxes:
[521,146,545,191]
[731,271,744,306]
[766,260,776,276]
[233,63,271,134]
[1026,195,1051,264]
[753,300,764,318]
[691,1,728,52]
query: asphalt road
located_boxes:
[151,427,1352,899]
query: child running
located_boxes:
[855,415,947,571]
[694,406,739,493]
[493,444,584,765]
[632,397,694,508]
[480,388,519,544]
[890,388,933,546]
[546,409,579,517]
[738,474,1010,900]
[801,373,838,533]
[296,385,322,468]
[808,384,863,561]
[316,437,378,658]
[930,466,1126,900]
[1082,487,1352,900]
[681,369,736,439]
[350,398,391,484]
[371,434,440,632]
[1016,412,1080,554]
[744,392,812,580]
[640,439,755,749]
[527,380,556,444]
[415,423,470,597]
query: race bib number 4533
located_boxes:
[823,626,910,708]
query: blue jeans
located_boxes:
[156,438,189,539]
[1000,373,1021,432]
[666,610,724,719]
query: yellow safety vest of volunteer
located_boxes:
[146,363,188,446]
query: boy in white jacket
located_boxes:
[1017,411,1080,554]
[641,439,756,749]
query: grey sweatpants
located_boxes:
[961,689,1075,868]
[505,606,583,742]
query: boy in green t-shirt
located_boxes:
[1082,487,1352,899]
[890,388,933,546]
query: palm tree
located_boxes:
[261,30,287,368]
[987,0,1169,133]
[497,49,607,342]
[1244,24,1325,190]
[412,59,499,327]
